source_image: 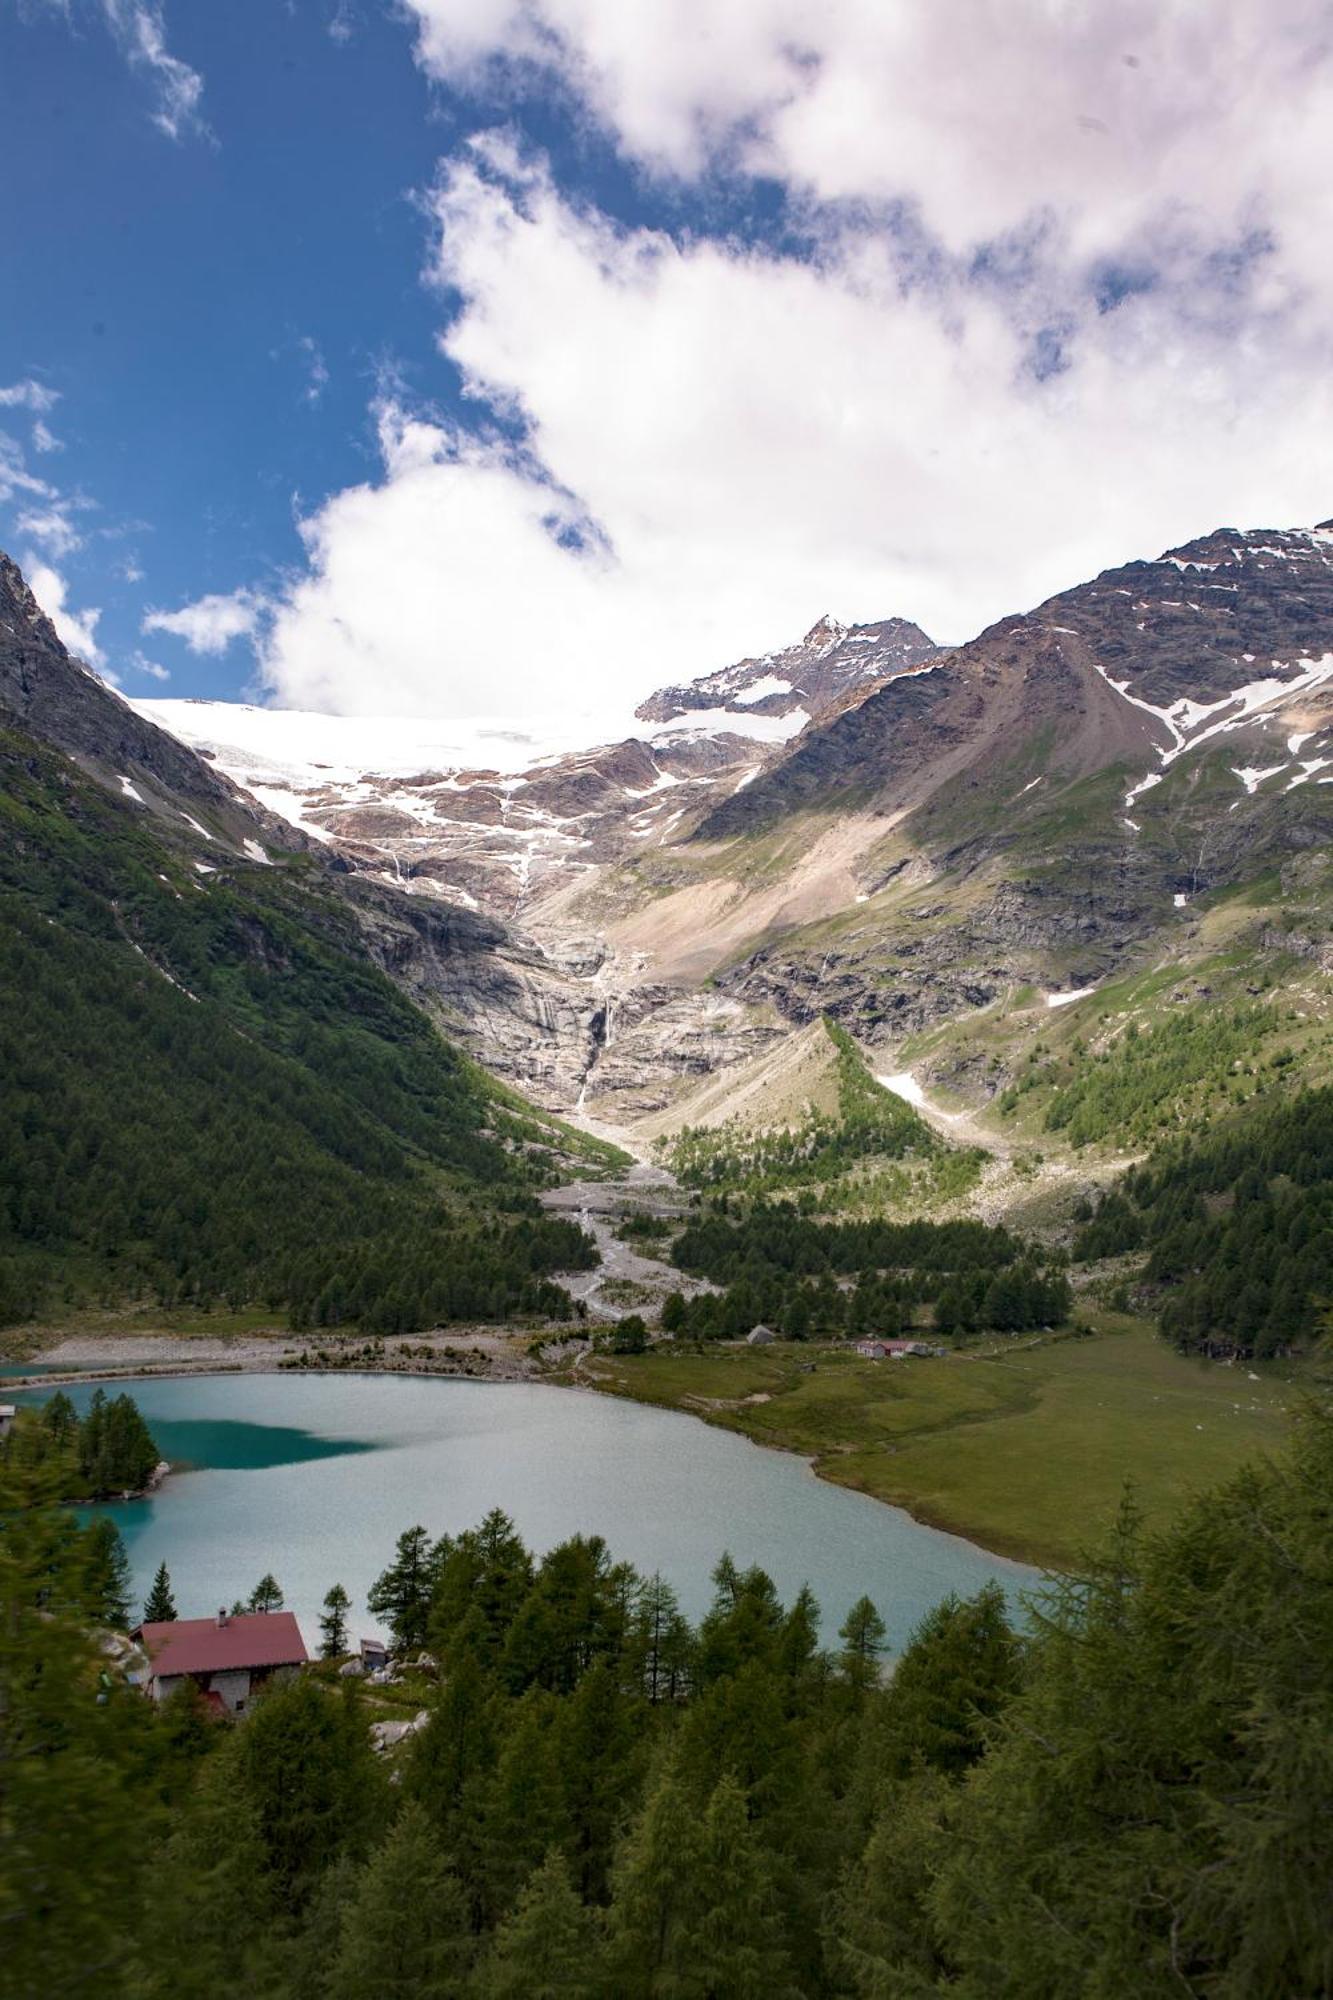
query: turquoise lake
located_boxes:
[18,1373,1039,1649]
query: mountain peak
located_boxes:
[801,614,847,647]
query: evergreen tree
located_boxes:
[231,1675,388,1911]
[81,1515,133,1627]
[143,1559,176,1625]
[477,1849,604,2000]
[367,1523,436,1652]
[320,1581,351,1659]
[247,1571,284,1613]
[132,1752,274,2000]
[325,1800,471,2000]
[679,1774,798,1999]
[0,1441,156,1998]
[605,1753,704,1991]
[838,1594,888,1693]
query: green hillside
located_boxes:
[0,729,613,1333]
[1076,1083,1333,1360]
[660,1018,983,1211]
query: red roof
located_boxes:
[137,1610,308,1679]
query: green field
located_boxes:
[588,1315,1306,1569]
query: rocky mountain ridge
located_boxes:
[15,520,1333,1144]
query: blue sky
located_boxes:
[4,2,1332,720]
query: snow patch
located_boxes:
[1046,986,1098,1009]
[117,774,145,804]
[1231,763,1288,795]
[876,1071,962,1122]
[242,838,271,865]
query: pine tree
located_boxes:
[366,1523,436,1652]
[320,1582,351,1659]
[0,1445,154,1997]
[247,1571,284,1613]
[679,1774,798,1999]
[80,1515,134,1627]
[605,1753,704,1990]
[232,1675,389,1911]
[325,1801,471,1999]
[143,1559,177,1625]
[478,1849,603,2000]
[838,1594,888,1692]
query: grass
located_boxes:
[587,1314,1306,1570]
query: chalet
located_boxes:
[134,1608,308,1715]
[746,1324,779,1345]
[855,1339,938,1360]
[854,1340,889,1359]
[0,1404,15,1440]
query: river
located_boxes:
[14,1372,1037,1651]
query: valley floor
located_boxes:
[570,1315,1301,1571]
[5,1308,1304,1573]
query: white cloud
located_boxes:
[15,506,82,558]
[101,0,205,140]
[0,379,60,414]
[131,650,171,681]
[404,1,1333,268]
[255,126,1333,718]
[31,420,62,454]
[143,587,264,654]
[298,335,329,406]
[24,553,104,667]
[31,2,206,141]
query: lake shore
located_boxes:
[5,1314,1303,1573]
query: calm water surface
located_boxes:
[19,1374,1038,1649]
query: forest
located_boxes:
[1075,1082,1333,1357]
[29,1385,162,1498]
[664,1204,1071,1340]
[663,1023,947,1200]
[5,1402,1332,1998]
[0,731,596,1333]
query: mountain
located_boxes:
[94,518,1333,1154]
[634,612,939,724]
[0,554,307,863]
[135,611,938,924]
[0,552,618,1332]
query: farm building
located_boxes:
[134,1608,307,1715]
[746,1324,779,1345]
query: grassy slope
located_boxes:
[656,1017,985,1213]
[586,1314,1301,1569]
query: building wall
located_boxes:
[208,1669,254,1714]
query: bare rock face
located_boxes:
[74,519,1333,1135]
[634,613,940,724]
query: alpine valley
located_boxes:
[126,515,1333,1164]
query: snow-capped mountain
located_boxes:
[634,613,939,724]
[134,613,929,919]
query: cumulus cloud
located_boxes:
[131,650,170,681]
[24,553,104,667]
[255,110,1333,718]
[143,587,264,654]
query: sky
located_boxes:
[3,1,1333,723]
